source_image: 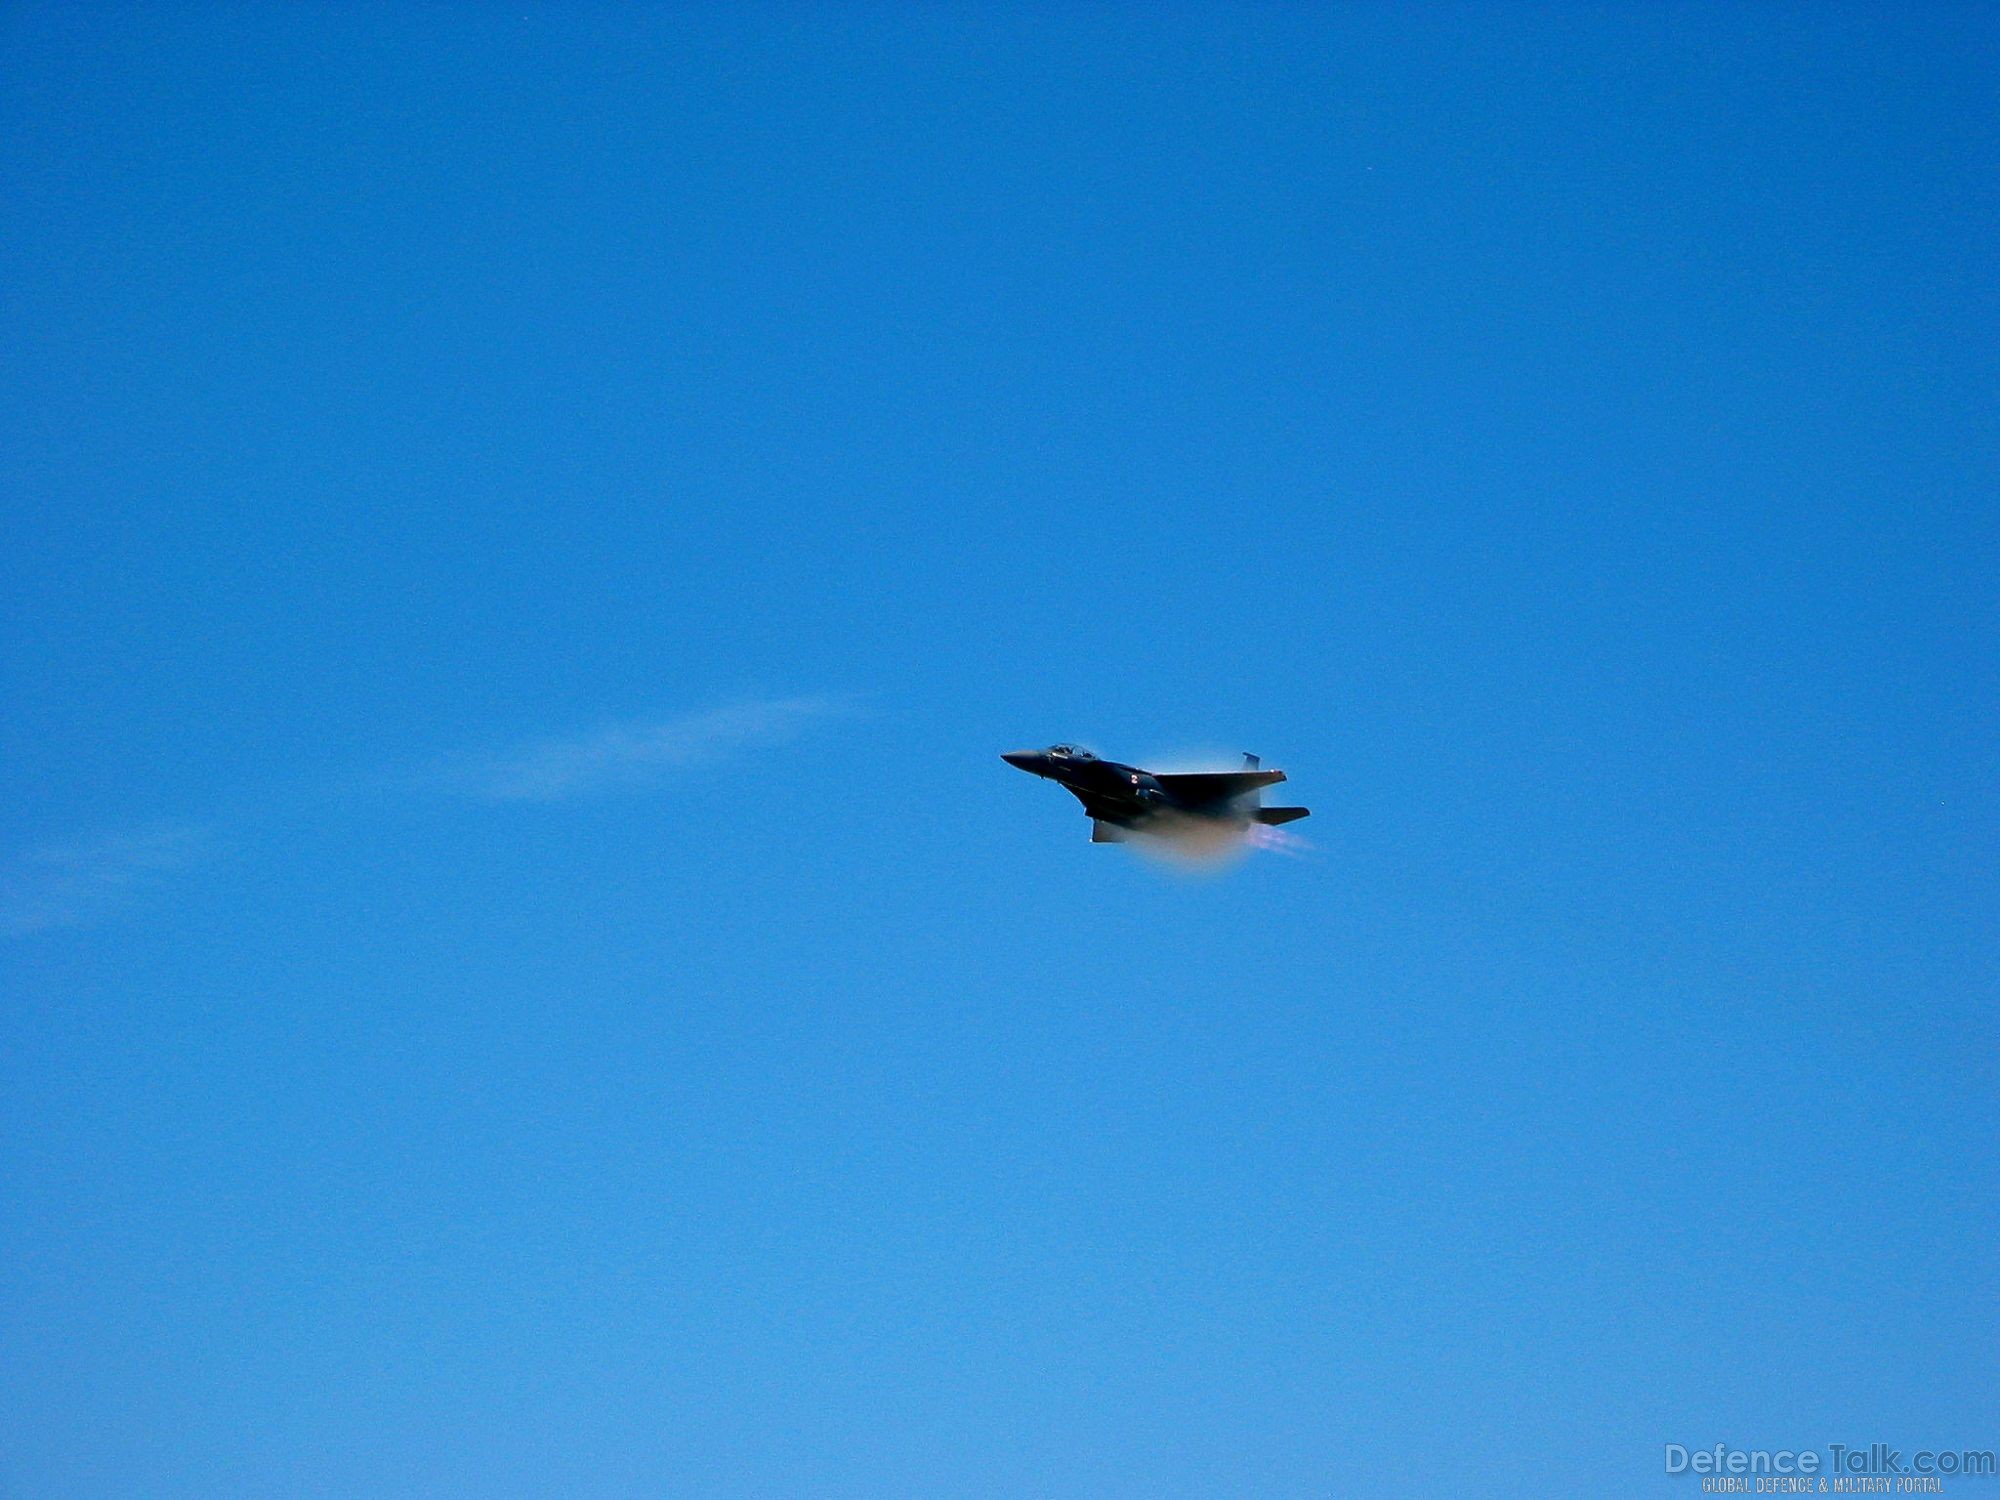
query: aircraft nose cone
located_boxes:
[1002,749,1041,772]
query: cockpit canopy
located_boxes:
[1048,744,1095,761]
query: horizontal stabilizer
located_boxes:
[1091,819,1130,842]
[1254,806,1310,826]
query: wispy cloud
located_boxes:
[0,822,212,938]
[2,695,853,938]
[453,695,854,802]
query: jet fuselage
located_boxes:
[1002,744,1309,842]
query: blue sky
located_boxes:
[3,5,1995,1496]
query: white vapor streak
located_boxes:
[464,695,851,802]
[1249,824,1315,857]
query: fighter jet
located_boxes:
[1001,744,1309,843]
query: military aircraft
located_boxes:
[1001,744,1309,843]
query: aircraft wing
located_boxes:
[1153,769,1286,805]
[1063,785,1133,823]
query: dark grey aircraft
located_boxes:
[1002,744,1310,843]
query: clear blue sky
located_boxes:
[4,6,1994,1495]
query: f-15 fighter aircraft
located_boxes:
[1002,744,1310,843]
